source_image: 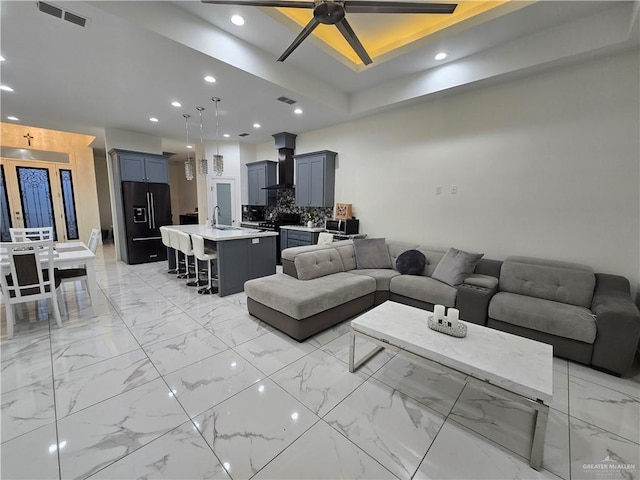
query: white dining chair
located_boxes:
[191,234,218,294]
[87,228,100,254]
[55,227,101,303]
[0,239,62,339]
[9,226,54,242]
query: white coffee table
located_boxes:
[349,301,553,470]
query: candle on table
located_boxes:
[434,305,445,324]
[447,308,459,327]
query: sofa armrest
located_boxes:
[590,273,640,376]
[455,277,499,326]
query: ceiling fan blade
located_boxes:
[202,0,314,8]
[345,1,457,14]
[335,18,372,65]
[278,17,321,62]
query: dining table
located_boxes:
[0,240,98,301]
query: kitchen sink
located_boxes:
[214,225,240,231]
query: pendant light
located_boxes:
[183,114,194,181]
[212,97,224,176]
[196,106,208,175]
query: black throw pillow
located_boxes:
[396,250,426,275]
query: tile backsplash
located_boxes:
[265,189,333,226]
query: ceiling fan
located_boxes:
[201,0,458,65]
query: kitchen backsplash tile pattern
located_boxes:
[265,189,333,226]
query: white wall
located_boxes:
[198,141,244,226]
[256,49,640,300]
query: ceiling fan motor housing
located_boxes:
[313,1,346,24]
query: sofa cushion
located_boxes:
[499,257,595,308]
[417,248,446,277]
[390,275,457,307]
[354,238,392,269]
[387,241,420,271]
[245,273,376,320]
[282,244,333,262]
[294,249,345,280]
[349,269,400,291]
[489,292,596,344]
[432,247,484,286]
[396,250,427,275]
[335,243,357,271]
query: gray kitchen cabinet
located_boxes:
[112,150,169,184]
[216,236,276,295]
[281,228,320,254]
[247,161,277,206]
[295,151,336,207]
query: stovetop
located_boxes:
[259,213,299,229]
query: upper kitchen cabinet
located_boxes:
[111,149,169,184]
[295,151,337,207]
[247,161,277,206]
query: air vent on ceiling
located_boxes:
[238,133,250,137]
[64,11,87,27]
[37,1,62,18]
[277,96,297,105]
[37,2,89,27]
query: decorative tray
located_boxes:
[427,315,467,338]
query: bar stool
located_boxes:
[159,226,177,274]
[168,229,187,278]
[191,234,218,294]
[177,231,198,283]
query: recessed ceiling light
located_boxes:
[223,134,230,138]
[171,101,181,107]
[149,117,159,122]
[0,85,14,92]
[435,52,448,61]
[293,108,303,115]
[0,55,5,62]
[253,123,261,128]
[231,14,245,26]
[7,116,19,121]
[204,75,216,83]
[187,145,193,149]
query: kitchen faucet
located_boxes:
[212,205,221,227]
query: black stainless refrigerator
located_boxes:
[122,181,172,264]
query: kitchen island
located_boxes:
[170,225,278,296]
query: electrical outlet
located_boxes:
[435,185,442,195]
[451,185,458,194]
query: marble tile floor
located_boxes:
[1,245,639,480]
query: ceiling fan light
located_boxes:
[231,14,245,26]
[435,52,448,61]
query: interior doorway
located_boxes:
[207,177,237,226]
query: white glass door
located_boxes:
[207,177,237,226]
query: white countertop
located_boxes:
[280,225,325,233]
[171,224,278,241]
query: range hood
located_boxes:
[263,132,296,190]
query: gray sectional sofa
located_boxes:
[244,239,640,376]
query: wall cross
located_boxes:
[23,133,34,147]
